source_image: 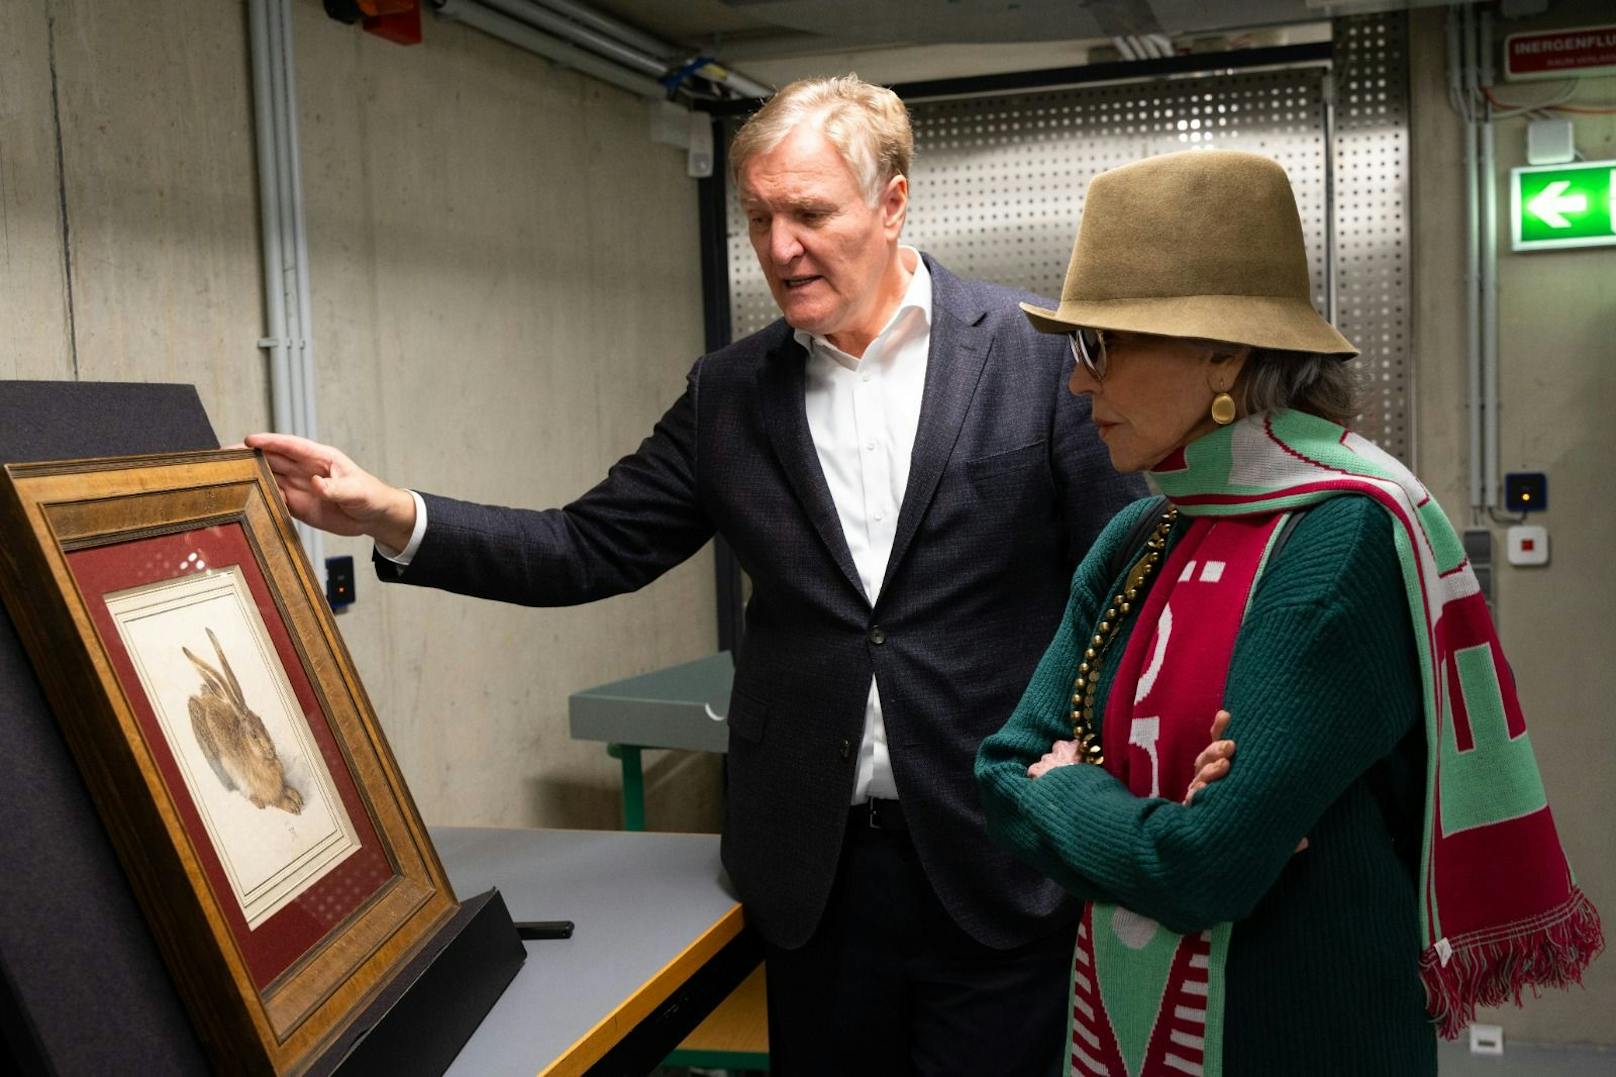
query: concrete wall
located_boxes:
[4,0,1611,1049]
[1,0,718,832]
[1408,4,1615,1047]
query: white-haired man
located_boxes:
[251,75,1142,1074]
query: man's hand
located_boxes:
[244,433,416,552]
[1028,738,1081,780]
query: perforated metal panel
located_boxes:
[725,13,1412,460]
[1332,11,1412,463]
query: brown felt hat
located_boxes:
[1021,150,1358,358]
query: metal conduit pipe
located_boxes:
[248,0,292,438]
[249,0,324,572]
[1481,117,1500,509]
[434,0,667,98]
[519,0,774,99]
[686,60,772,102]
[277,0,320,453]
[266,2,310,448]
[1454,3,1484,512]
[478,0,668,78]
[1466,114,1483,512]
[527,0,675,61]
[436,0,771,101]
[1480,8,1500,509]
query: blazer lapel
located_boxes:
[758,332,866,601]
[878,264,992,599]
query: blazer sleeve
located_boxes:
[373,358,717,606]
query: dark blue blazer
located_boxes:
[382,255,1144,949]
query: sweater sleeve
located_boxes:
[975,495,1162,905]
[977,495,1423,934]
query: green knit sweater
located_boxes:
[976,493,1438,1074]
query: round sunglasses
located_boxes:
[1067,327,1108,382]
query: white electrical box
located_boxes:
[1469,1022,1505,1055]
[1507,525,1549,566]
[1526,119,1575,165]
[687,112,714,179]
[647,100,689,149]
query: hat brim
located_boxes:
[1019,295,1358,359]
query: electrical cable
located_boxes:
[1486,506,1528,526]
[1482,83,1616,115]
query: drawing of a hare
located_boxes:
[182,628,303,815]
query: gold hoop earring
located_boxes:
[1210,392,1237,426]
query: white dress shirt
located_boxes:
[794,248,932,804]
[385,249,935,806]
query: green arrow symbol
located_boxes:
[1527,180,1587,229]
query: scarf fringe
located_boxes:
[1419,888,1606,1040]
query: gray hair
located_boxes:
[1235,349,1360,427]
[729,75,913,206]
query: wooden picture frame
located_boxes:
[0,449,458,1075]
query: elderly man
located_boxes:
[251,76,1141,1074]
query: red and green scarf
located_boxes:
[1069,410,1601,1076]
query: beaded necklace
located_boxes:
[1070,504,1179,765]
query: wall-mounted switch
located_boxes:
[1507,525,1549,566]
[1504,472,1547,513]
[1463,528,1495,607]
[325,555,356,611]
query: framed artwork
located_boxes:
[0,449,459,1074]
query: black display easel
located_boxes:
[0,382,523,1075]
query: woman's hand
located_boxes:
[1028,739,1081,779]
[1183,709,1235,805]
[1183,709,1309,852]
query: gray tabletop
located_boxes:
[434,826,739,1076]
[568,652,734,754]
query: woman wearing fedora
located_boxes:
[976,150,1601,1075]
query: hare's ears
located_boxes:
[182,644,228,698]
[183,629,245,708]
[205,628,246,707]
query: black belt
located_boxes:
[850,798,906,832]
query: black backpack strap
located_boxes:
[1104,495,1170,589]
[1266,507,1309,565]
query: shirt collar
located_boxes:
[792,247,932,364]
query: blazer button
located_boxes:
[868,625,886,645]
[840,738,852,760]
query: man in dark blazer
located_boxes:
[252,76,1142,1075]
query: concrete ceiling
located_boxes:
[584,0,1463,61]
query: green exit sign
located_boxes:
[1511,161,1616,251]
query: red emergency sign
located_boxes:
[1505,24,1616,81]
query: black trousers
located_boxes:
[763,814,1074,1076]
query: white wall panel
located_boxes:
[0,0,75,380]
[290,3,715,832]
[0,0,716,833]
[45,0,269,443]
